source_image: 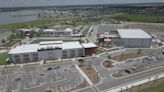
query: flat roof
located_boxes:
[43,28,72,32]
[82,43,97,48]
[62,41,83,49]
[65,28,73,32]
[9,44,39,54]
[38,44,62,50]
[117,29,152,39]
[39,41,63,45]
[43,29,55,32]
[9,41,85,54]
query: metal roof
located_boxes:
[117,29,152,39]
[62,41,83,49]
[43,28,73,32]
[39,41,63,45]
[65,28,73,32]
[43,29,55,32]
[82,43,97,48]
[9,41,84,54]
[8,44,39,54]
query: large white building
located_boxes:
[98,29,152,48]
[8,41,97,63]
[117,29,152,48]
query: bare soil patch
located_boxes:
[79,64,100,84]
[112,53,143,62]
[112,71,124,77]
[102,60,114,68]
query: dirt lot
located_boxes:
[79,64,100,84]
[112,53,143,62]
[102,60,114,68]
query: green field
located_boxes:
[110,13,164,23]
[138,79,164,92]
[0,52,8,65]
[0,18,56,30]
[0,16,88,31]
[0,13,164,31]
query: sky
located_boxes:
[0,0,164,8]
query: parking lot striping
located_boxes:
[17,77,22,91]
[73,86,93,92]
[30,71,33,82]
[2,75,8,92]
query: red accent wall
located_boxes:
[84,47,97,56]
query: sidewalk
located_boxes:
[105,72,164,92]
[74,63,93,86]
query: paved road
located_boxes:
[87,25,98,43]
[76,51,164,92]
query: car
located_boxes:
[54,66,60,69]
[47,67,52,71]
[162,50,164,55]
[15,77,21,81]
[40,73,45,76]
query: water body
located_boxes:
[0,0,164,25]
[0,10,40,25]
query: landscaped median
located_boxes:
[112,53,143,62]
[79,64,100,84]
[77,59,101,84]
[102,60,114,68]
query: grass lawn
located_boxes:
[0,52,8,65]
[0,18,56,30]
[138,79,164,92]
[96,49,104,55]
[110,13,164,23]
[0,16,88,31]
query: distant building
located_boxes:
[8,41,97,63]
[98,29,152,48]
[18,28,40,34]
[18,28,73,37]
[41,28,73,37]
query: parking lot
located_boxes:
[0,61,87,92]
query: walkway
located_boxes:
[105,71,164,92]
